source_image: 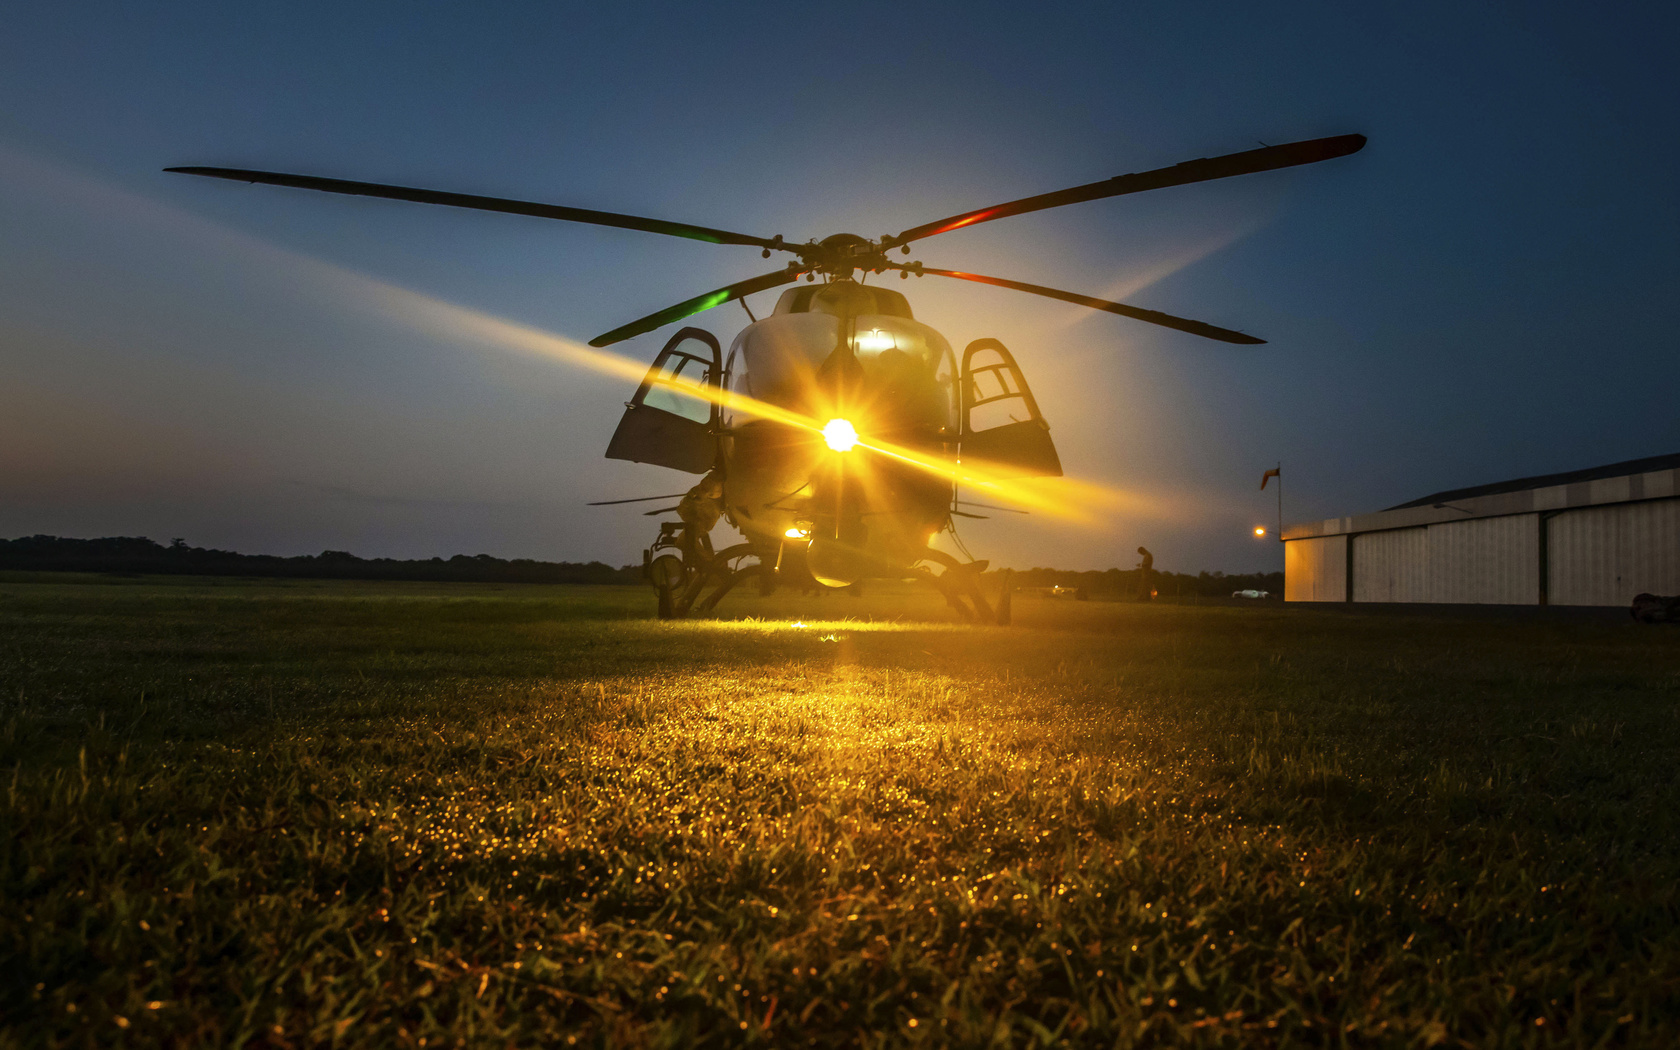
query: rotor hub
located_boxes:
[796,232,896,278]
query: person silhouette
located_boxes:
[1136,546,1154,602]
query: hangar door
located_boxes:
[1284,535,1347,602]
[1351,528,1429,603]
[1548,499,1680,606]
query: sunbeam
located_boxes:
[1,143,1150,528]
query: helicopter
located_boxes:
[167,133,1364,620]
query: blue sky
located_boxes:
[2,1,1675,573]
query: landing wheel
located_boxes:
[649,553,686,620]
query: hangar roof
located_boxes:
[1388,452,1680,510]
[1283,451,1680,541]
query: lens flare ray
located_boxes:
[339,275,1144,523]
[2,144,1144,528]
[428,313,1140,522]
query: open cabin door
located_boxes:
[605,327,721,474]
[959,338,1062,478]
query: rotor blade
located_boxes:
[897,266,1264,344]
[164,166,783,249]
[956,500,1029,515]
[887,134,1365,246]
[589,268,802,347]
[949,510,991,519]
[586,493,689,506]
[642,506,682,516]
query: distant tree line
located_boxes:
[0,535,641,585]
[993,566,1284,599]
[0,535,1282,595]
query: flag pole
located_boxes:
[1259,465,1284,542]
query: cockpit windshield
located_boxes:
[726,310,956,437]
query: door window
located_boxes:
[959,339,1062,479]
[604,328,722,474]
[640,335,716,424]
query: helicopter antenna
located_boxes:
[956,500,1029,515]
[586,493,687,506]
[739,296,757,323]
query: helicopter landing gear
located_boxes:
[916,549,1009,624]
[645,519,713,620]
[689,544,780,615]
[644,524,780,620]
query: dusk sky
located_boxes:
[3,1,1675,574]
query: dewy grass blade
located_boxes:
[0,577,1676,1044]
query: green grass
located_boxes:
[2,574,1679,1047]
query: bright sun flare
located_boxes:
[822,418,859,452]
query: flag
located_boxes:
[1260,467,1280,491]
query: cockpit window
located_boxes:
[773,285,913,318]
[732,310,957,435]
[641,337,714,424]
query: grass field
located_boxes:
[2,573,1678,1047]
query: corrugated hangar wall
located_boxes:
[1428,515,1539,604]
[1281,456,1680,607]
[1548,500,1680,606]
[1351,528,1428,602]
[1283,536,1345,602]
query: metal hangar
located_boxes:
[1282,452,1680,606]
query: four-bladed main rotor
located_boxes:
[167,132,1364,348]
